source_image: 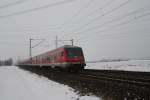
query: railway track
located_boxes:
[20,66,150,87]
[79,69,150,87]
[19,66,150,99]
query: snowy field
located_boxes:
[0,66,99,100]
[86,60,150,72]
[1,60,149,100]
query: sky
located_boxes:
[0,0,150,61]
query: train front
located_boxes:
[64,46,86,71]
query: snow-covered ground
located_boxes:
[1,60,149,100]
[86,60,150,72]
[0,66,99,100]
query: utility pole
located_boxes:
[29,37,45,61]
[71,39,74,46]
[29,37,32,61]
[56,36,58,49]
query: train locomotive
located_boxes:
[19,45,86,72]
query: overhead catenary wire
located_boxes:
[76,12,150,42]
[110,11,150,27]
[18,0,116,37]
[62,0,133,36]
[66,0,116,28]
[0,0,29,10]
[67,6,150,37]
[0,0,149,42]
[75,11,150,40]
[65,9,150,44]
[22,0,115,35]
[32,39,45,48]
[59,0,94,34]
[76,30,150,45]
[38,42,55,48]
[0,0,132,37]
[0,0,78,18]
[60,0,117,37]
[97,32,150,41]
[34,0,115,36]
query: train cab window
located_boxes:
[66,48,83,58]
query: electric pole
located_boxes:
[71,39,74,46]
[56,36,58,49]
[29,37,32,61]
[29,37,45,61]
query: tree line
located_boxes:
[0,58,13,66]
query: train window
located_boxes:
[36,56,37,62]
[61,52,64,56]
[51,55,54,61]
[66,48,83,58]
[54,56,56,61]
[42,58,44,62]
[47,57,50,61]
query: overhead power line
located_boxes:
[60,0,94,34]
[111,11,150,27]
[0,0,29,10]
[80,32,150,43]
[61,0,116,37]
[76,11,150,40]
[63,0,133,36]
[73,6,150,35]
[0,0,77,18]
[65,8,150,41]
[31,39,45,48]
[67,0,116,27]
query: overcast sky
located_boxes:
[0,0,150,61]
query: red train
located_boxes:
[19,45,86,72]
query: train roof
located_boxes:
[60,45,81,48]
[32,45,82,58]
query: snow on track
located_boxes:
[0,66,99,100]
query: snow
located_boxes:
[0,60,149,100]
[86,60,150,72]
[0,66,99,100]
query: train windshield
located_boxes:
[66,48,83,58]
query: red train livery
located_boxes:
[20,45,86,71]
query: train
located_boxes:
[18,45,86,72]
